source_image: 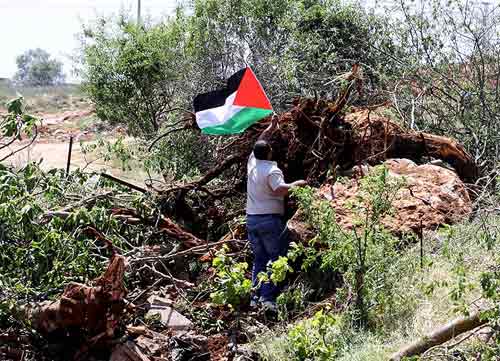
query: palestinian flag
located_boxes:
[193,67,273,135]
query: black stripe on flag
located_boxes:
[193,68,246,112]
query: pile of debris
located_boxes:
[157,65,476,241]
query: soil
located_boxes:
[0,108,148,184]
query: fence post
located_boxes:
[66,136,74,177]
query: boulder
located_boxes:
[289,159,472,241]
[146,297,192,331]
[110,341,151,361]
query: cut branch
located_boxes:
[148,122,193,152]
[161,152,244,194]
[158,216,204,249]
[390,310,489,361]
[100,173,148,193]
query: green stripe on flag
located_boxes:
[201,107,272,135]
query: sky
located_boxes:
[0,0,179,81]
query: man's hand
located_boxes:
[292,180,307,188]
[271,179,307,197]
[271,113,279,130]
[258,113,279,142]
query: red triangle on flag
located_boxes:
[232,68,272,110]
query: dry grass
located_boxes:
[0,82,88,113]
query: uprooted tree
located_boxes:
[150,65,478,243]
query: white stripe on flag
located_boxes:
[195,92,244,129]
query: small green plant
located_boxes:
[286,309,344,361]
[257,255,294,286]
[276,282,311,321]
[210,245,252,311]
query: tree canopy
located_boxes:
[79,0,391,136]
[14,48,65,86]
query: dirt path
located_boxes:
[1,109,151,184]
[0,140,151,184]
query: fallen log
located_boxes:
[390,310,489,360]
[146,65,478,246]
[161,152,244,195]
[344,108,478,183]
[382,128,478,183]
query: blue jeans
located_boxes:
[246,214,289,302]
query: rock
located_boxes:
[136,335,163,355]
[146,298,192,331]
[110,341,151,361]
[126,325,147,336]
[147,295,173,307]
[234,344,259,361]
[179,331,208,348]
[169,337,198,361]
[289,159,472,240]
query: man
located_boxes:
[246,114,307,310]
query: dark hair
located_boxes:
[253,140,272,160]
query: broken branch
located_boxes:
[390,310,489,361]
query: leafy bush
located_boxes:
[80,1,393,134]
[286,310,345,361]
[288,166,405,327]
[81,15,189,135]
[210,245,252,311]
[0,165,113,300]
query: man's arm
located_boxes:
[269,171,307,197]
[271,179,308,197]
[258,113,279,142]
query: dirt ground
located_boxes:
[0,109,151,183]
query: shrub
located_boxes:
[288,166,405,327]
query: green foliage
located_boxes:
[439,216,500,346]
[258,255,293,286]
[255,213,500,360]
[186,0,391,106]
[1,97,38,140]
[286,310,346,361]
[82,131,208,181]
[0,165,113,300]
[210,245,252,310]
[14,48,65,86]
[145,130,211,181]
[80,1,391,134]
[276,282,311,321]
[290,166,405,327]
[81,15,189,135]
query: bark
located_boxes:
[389,132,478,183]
[158,216,205,249]
[29,255,128,361]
